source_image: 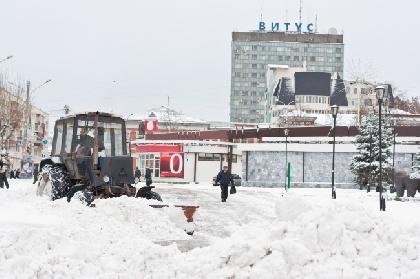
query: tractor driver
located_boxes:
[76,127,94,156]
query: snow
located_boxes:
[1,180,420,278]
[128,106,206,124]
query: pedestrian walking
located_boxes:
[216,166,234,202]
[0,162,10,189]
[16,169,20,179]
[33,164,39,184]
[134,167,141,182]
[9,169,15,179]
[145,167,152,186]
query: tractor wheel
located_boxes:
[149,191,163,202]
[136,187,163,202]
[73,190,95,206]
[49,166,72,201]
[38,165,71,201]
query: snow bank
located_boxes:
[1,182,420,278]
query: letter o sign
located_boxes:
[170,153,183,174]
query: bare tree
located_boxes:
[0,74,26,155]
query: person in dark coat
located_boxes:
[145,167,152,186]
[33,165,39,184]
[15,169,20,179]
[216,166,234,202]
[9,169,15,179]
[134,167,141,181]
[0,162,9,189]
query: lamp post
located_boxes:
[284,128,289,191]
[391,118,397,193]
[331,105,339,199]
[375,85,386,211]
[367,126,373,193]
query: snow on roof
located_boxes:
[128,106,207,124]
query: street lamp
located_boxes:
[391,118,398,193]
[367,126,373,193]
[375,85,386,211]
[0,55,13,64]
[331,105,339,199]
[284,128,289,191]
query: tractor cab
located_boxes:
[46,111,130,181]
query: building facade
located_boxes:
[231,31,344,123]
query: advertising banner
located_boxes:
[160,152,184,178]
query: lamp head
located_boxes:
[375,86,385,100]
[330,105,339,117]
[284,128,289,136]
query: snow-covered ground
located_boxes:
[1,179,420,278]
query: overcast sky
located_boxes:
[0,0,419,123]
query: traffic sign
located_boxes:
[42,139,48,145]
[18,140,23,146]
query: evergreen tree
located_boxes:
[349,112,393,188]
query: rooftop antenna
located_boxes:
[315,14,318,33]
[299,0,303,27]
[286,9,288,22]
[260,5,263,22]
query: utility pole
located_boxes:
[23,81,31,158]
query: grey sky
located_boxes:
[0,0,418,123]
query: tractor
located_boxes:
[37,111,161,205]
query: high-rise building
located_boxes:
[230,31,344,123]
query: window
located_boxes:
[224,154,238,163]
[252,55,258,60]
[139,153,160,178]
[354,88,357,94]
[251,82,258,87]
[361,88,366,95]
[64,121,74,153]
[234,54,240,59]
[261,46,266,51]
[336,48,342,53]
[242,73,248,78]
[52,122,63,155]
[252,73,257,78]
[345,87,350,94]
[198,153,222,161]
[76,119,124,157]
[310,56,316,61]
[285,56,290,61]
[252,46,258,51]
[278,56,283,61]
[294,56,299,61]
[234,72,240,78]
[242,91,248,96]
[234,90,240,96]
[252,64,257,69]
[260,73,265,78]
[336,57,342,62]
[365,99,372,106]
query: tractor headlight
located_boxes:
[103,175,110,183]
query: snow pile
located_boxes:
[1,182,420,278]
[176,192,420,278]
